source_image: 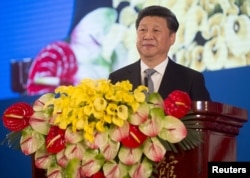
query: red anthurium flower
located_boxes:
[163,90,191,118]
[121,124,147,148]
[91,171,105,178]
[46,126,66,153]
[3,102,33,131]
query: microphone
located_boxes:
[144,76,148,87]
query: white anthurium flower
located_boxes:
[64,143,86,160]
[109,121,130,142]
[103,161,127,178]
[56,149,69,168]
[143,137,166,162]
[65,127,83,144]
[29,111,50,135]
[183,5,207,46]
[35,147,54,169]
[203,37,228,70]
[129,102,150,125]
[33,93,55,112]
[129,158,153,178]
[219,0,239,15]
[86,131,109,149]
[80,150,104,177]
[224,14,250,57]
[20,127,45,155]
[147,93,164,109]
[158,116,187,143]
[202,13,226,40]
[118,146,143,165]
[139,108,164,137]
[189,44,206,72]
[100,138,120,161]
[47,166,63,178]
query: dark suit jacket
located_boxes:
[109,59,211,101]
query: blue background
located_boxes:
[0,1,249,178]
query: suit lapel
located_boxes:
[127,61,142,89]
[158,59,177,99]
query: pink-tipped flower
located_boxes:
[139,108,165,137]
[129,158,153,178]
[20,127,45,155]
[29,112,50,135]
[159,115,187,143]
[118,147,143,165]
[143,138,166,162]
[35,148,54,169]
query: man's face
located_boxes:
[136,16,176,62]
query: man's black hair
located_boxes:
[135,5,179,33]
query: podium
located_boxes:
[155,101,248,178]
[32,101,248,178]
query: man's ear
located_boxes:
[170,33,176,45]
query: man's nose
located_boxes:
[143,31,154,39]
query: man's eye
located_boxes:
[139,28,146,31]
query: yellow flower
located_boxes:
[112,115,124,127]
[106,103,117,116]
[134,85,147,102]
[46,79,147,143]
[93,97,107,111]
[84,122,95,142]
[115,80,132,91]
[117,105,128,120]
[83,104,93,116]
[96,120,105,132]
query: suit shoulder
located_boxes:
[170,60,202,75]
[110,61,139,75]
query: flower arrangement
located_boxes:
[2,79,200,178]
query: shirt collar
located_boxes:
[140,57,169,75]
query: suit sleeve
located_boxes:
[191,73,211,101]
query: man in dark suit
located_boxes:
[109,5,211,101]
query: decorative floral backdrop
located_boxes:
[24,0,250,96]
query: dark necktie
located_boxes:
[144,69,156,93]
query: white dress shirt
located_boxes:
[140,58,169,92]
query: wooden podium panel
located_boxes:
[32,101,248,178]
[154,101,248,178]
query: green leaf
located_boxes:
[1,131,21,150]
[64,158,81,178]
